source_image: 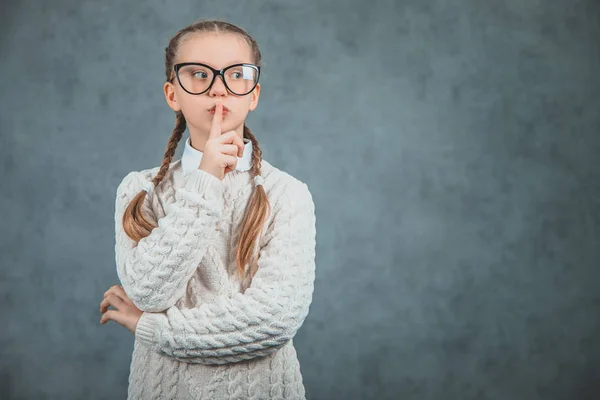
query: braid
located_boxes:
[235,125,271,280]
[243,124,263,178]
[153,111,187,185]
[122,111,186,241]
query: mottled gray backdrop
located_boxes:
[1,0,599,399]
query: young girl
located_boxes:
[99,19,316,399]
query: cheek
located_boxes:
[230,101,252,119]
[176,92,203,110]
[177,97,209,120]
[225,108,250,128]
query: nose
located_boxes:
[209,75,228,97]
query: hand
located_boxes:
[100,285,143,334]
[198,102,245,180]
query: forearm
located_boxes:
[136,310,289,364]
[115,168,224,312]
[134,297,305,365]
[133,181,317,364]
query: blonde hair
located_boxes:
[122,19,270,280]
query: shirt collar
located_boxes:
[181,136,253,173]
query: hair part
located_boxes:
[122,19,269,281]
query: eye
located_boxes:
[192,71,208,79]
[229,71,242,79]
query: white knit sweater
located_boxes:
[114,157,316,399]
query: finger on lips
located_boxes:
[209,102,223,139]
[210,104,244,157]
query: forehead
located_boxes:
[176,32,253,68]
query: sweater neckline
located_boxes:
[171,158,268,187]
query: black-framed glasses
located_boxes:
[173,62,261,96]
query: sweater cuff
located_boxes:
[135,312,165,351]
[182,168,224,198]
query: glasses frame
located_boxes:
[173,62,261,96]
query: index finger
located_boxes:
[209,103,223,139]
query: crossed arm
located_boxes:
[114,168,225,312]
[131,181,317,365]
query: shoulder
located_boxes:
[116,160,179,197]
[261,159,314,214]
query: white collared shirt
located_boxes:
[180,136,253,173]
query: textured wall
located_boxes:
[1,0,599,399]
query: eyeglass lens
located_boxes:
[177,65,258,95]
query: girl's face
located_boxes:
[163,32,260,137]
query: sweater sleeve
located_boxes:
[134,182,316,365]
[115,168,224,312]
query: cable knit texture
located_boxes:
[114,158,316,399]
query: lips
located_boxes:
[208,105,230,113]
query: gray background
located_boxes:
[1,0,599,399]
